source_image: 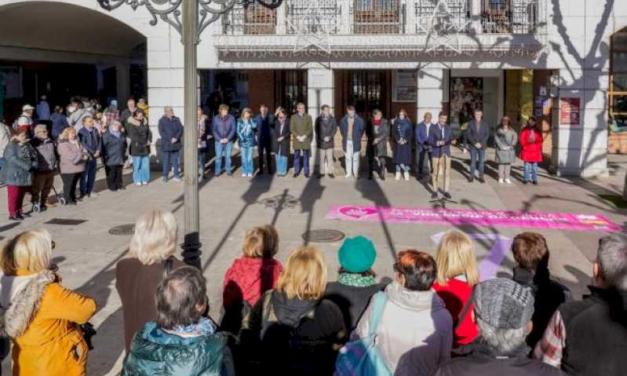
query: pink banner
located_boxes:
[327,205,621,233]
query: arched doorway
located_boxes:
[0,1,146,122]
[609,26,627,153]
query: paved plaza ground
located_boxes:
[1,151,626,375]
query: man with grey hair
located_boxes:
[158,106,183,182]
[436,278,564,376]
[534,234,627,376]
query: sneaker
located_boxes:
[135,182,142,186]
[141,182,148,185]
[8,215,20,221]
[431,192,438,200]
[173,177,182,182]
[468,176,474,183]
[395,172,401,181]
[89,192,98,198]
[505,179,512,184]
[532,180,538,185]
[328,173,335,179]
[403,171,410,181]
[443,192,452,200]
[498,178,504,184]
[345,174,351,179]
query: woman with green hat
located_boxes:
[325,236,387,331]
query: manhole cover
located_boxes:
[109,224,135,236]
[259,193,299,209]
[45,218,87,226]
[302,229,345,243]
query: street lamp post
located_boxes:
[97,0,283,268]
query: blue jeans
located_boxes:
[198,149,207,177]
[276,153,288,176]
[524,162,539,182]
[294,149,310,176]
[240,145,254,175]
[215,141,233,175]
[469,147,486,177]
[132,155,150,184]
[80,159,97,195]
[162,150,180,180]
[396,164,410,173]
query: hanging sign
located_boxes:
[559,97,581,126]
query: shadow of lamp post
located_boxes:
[96,0,283,268]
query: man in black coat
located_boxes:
[436,279,565,376]
[254,104,275,175]
[158,106,183,182]
[315,105,337,178]
[465,109,490,183]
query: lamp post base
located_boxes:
[181,232,202,269]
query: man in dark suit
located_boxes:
[254,104,275,175]
[428,111,453,200]
[465,109,490,183]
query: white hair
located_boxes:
[129,209,178,265]
[598,234,627,290]
[476,317,527,355]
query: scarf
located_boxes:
[168,317,216,337]
[338,272,377,287]
[373,118,381,126]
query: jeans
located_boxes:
[469,147,486,178]
[344,140,360,177]
[132,155,150,184]
[162,150,181,180]
[318,148,335,175]
[240,145,254,175]
[198,149,207,177]
[80,159,97,196]
[294,149,310,176]
[416,144,432,176]
[215,141,233,175]
[396,164,410,173]
[432,155,451,193]
[258,138,273,173]
[524,162,539,182]
[276,153,288,176]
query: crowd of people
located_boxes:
[0,208,624,375]
[1,96,548,220]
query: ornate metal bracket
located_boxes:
[97,0,282,44]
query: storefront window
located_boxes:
[610,29,627,129]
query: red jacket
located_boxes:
[519,127,544,163]
[433,278,479,347]
[223,257,283,309]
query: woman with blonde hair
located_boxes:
[57,126,88,205]
[237,107,257,177]
[0,229,96,375]
[243,246,346,375]
[115,209,184,350]
[432,230,480,348]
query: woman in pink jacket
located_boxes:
[57,127,88,204]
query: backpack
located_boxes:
[335,292,392,376]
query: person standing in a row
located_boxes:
[255,104,275,175]
[291,102,313,178]
[158,106,183,182]
[57,127,87,205]
[78,116,101,198]
[316,104,337,178]
[520,116,543,185]
[466,109,490,183]
[273,109,291,177]
[30,124,57,211]
[429,112,453,200]
[340,105,364,179]
[494,116,518,184]
[126,109,152,186]
[237,108,257,178]
[102,121,127,191]
[415,112,434,180]
[368,109,389,180]
[393,109,413,181]
[2,128,37,220]
[213,104,236,176]
[197,107,212,181]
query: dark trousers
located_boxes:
[416,144,433,177]
[293,149,310,176]
[80,159,97,196]
[7,185,28,216]
[32,171,54,206]
[258,138,273,174]
[61,173,82,203]
[106,165,124,191]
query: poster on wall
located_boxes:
[559,97,581,126]
[449,77,483,127]
[392,70,417,102]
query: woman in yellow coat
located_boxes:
[0,229,96,376]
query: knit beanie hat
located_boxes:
[338,236,377,273]
[473,278,535,330]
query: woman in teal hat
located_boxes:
[325,235,387,331]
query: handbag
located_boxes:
[335,292,392,376]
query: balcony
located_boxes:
[216,0,546,59]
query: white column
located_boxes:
[404,0,416,34]
[340,0,352,34]
[417,68,445,121]
[307,67,334,167]
[470,0,482,34]
[276,2,287,34]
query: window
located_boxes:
[353,0,401,34]
[275,70,307,115]
[482,0,536,34]
[610,29,627,129]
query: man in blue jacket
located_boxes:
[415,112,434,180]
[212,104,236,176]
[465,109,491,183]
[339,105,365,179]
[158,106,183,182]
[428,112,453,200]
[254,104,275,175]
[78,116,102,198]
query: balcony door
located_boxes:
[482,0,537,34]
[353,0,401,34]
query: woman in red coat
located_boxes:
[519,116,543,185]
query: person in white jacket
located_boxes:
[353,249,453,376]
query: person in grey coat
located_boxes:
[494,116,518,185]
[102,121,128,191]
[367,109,390,180]
[465,109,491,183]
[2,128,38,220]
[315,105,338,178]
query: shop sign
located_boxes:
[559,97,581,126]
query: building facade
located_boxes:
[1,0,626,177]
